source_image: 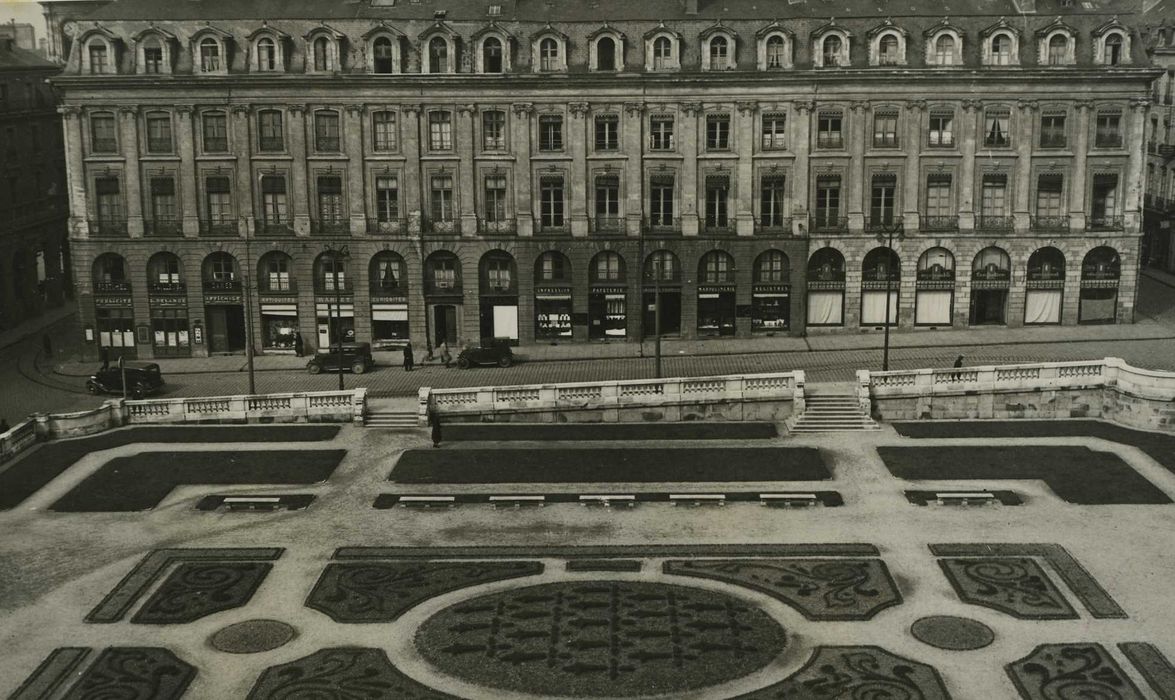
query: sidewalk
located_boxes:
[52,317,1175,378]
[0,305,77,353]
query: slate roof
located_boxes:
[0,44,59,72]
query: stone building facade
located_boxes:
[1142,12,1175,274]
[45,0,1158,359]
[0,37,70,335]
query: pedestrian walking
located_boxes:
[99,345,110,371]
[294,332,305,358]
[953,355,965,368]
[402,341,415,372]
[429,409,442,448]
[439,341,452,368]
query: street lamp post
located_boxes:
[322,244,349,391]
[653,256,662,379]
[875,221,904,372]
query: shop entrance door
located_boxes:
[206,305,246,353]
[969,290,1007,325]
[642,291,681,337]
[433,304,458,347]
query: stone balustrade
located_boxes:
[422,372,804,424]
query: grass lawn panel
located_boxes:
[442,422,778,441]
[0,425,340,510]
[892,420,1175,476]
[877,446,1171,505]
[391,447,828,484]
[50,449,346,512]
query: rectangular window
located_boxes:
[150,177,176,221]
[539,115,563,151]
[430,175,454,222]
[1039,113,1067,149]
[650,115,674,150]
[315,112,341,152]
[872,111,899,148]
[89,45,108,74]
[760,175,787,227]
[317,176,344,222]
[146,114,173,153]
[928,111,954,147]
[144,45,163,73]
[980,174,1008,217]
[761,112,787,150]
[704,175,729,228]
[706,114,731,150]
[540,176,565,228]
[372,111,397,151]
[870,174,897,224]
[595,175,619,217]
[205,175,232,222]
[265,256,291,291]
[594,114,619,151]
[90,114,117,153]
[925,174,953,216]
[484,175,507,222]
[984,109,1011,147]
[95,176,122,221]
[202,113,228,152]
[428,112,452,151]
[817,111,843,149]
[261,176,288,225]
[258,111,284,152]
[1035,173,1064,217]
[814,176,841,227]
[1095,112,1122,148]
[1091,174,1119,221]
[482,110,505,150]
[375,176,399,222]
[649,175,674,226]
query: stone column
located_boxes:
[288,105,310,236]
[791,101,813,236]
[231,105,254,237]
[735,101,756,237]
[623,102,645,237]
[848,101,868,231]
[119,107,143,237]
[59,106,89,239]
[402,105,423,236]
[175,105,200,238]
[345,105,368,236]
[1069,101,1092,231]
[681,102,701,236]
[903,101,925,230]
[958,100,981,230]
[1125,98,1150,231]
[1013,100,1037,230]
[457,104,478,237]
[511,102,535,237]
[569,102,590,237]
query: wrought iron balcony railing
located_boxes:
[94,280,131,294]
[864,216,904,233]
[198,219,239,237]
[366,218,406,235]
[642,217,680,234]
[590,215,623,233]
[1030,215,1071,232]
[478,218,517,235]
[257,221,295,236]
[424,218,459,234]
[148,282,186,295]
[203,278,242,292]
[89,218,128,237]
[310,218,350,236]
[755,217,793,234]
[921,215,959,231]
[1086,215,1124,231]
[810,215,848,232]
[144,218,182,237]
[976,215,1014,231]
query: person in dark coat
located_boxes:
[403,341,414,372]
[294,332,305,357]
[429,409,442,447]
[953,355,965,368]
[99,345,110,371]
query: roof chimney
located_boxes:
[684,0,698,15]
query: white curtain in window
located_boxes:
[861,291,899,325]
[1079,292,1117,323]
[807,291,843,325]
[915,291,953,325]
[1024,290,1062,324]
[493,305,519,340]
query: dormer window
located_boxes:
[483,37,503,72]
[373,37,396,73]
[646,29,680,71]
[1096,27,1130,66]
[142,38,163,73]
[89,43,109,74]
[823,36,843,66]
[313,37,329,71]
[200,38,221,72]
[935,35,955,64]
[654,37,673,69]
[532,31,568,73]
[428,36,449,73]
[878,35,899,64]
[766,36,786,67]
[1038,24,1076,66]
[926,27,963,66]
[988,33,1015,65]
[1048,35,1067,64]
[305,28,343,73]
[257,38,277,71]
[597,37,616,71]
[539,38,559,71]
[709,36,729,69]
[1104,34,1122,64]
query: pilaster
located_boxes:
[791,101,813,236]
[735,101,756,236]
[1125,98,1149,230]
[959,100,981,230]
[402,105,423,235]
[175,104,200,238]
[59,106,89,238]
[903,101,925,229]
[288,105,310,236]
[345,105,367,235]
[681,102,701,236]
[1013,100,1036,228]
[623,102,645,237]
[848,101,867,231]
[119,106,143,237]
[1069,101,1092,230]
[569,102,590,237]
[231,105,254,237]
[457,104,478,237]
[512,102,535,237]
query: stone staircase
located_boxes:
[789,391,880,433]
[364,397,420,429]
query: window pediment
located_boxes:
[699,22,738,41]
[472,22,514,42]
[981,18,1019,39]
[811,22,851,40]
[644,24,682,41]
[530,25,569,44]
[246,24,290,42]
[588,24,626,42]
[78,23,119,44]
[1035,17,1077,39]
[303,23,344,41]
[417,21,458,41]
[866,20,907,40]
[131,25,177,44]
[190,24,233,43]
[756,22,794,40]
[362,22,404,41]
[923,20,961,39]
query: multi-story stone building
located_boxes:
[45,0,1158,359]
[0,35,70,335]
[1142,8,1175,274]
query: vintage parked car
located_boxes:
[456,338,514,369]
[307,341,375,374]
[86,363,165,399]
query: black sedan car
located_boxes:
[307,342,375,374]
[456,338,514,368]
[86,363,165,399]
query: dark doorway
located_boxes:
[969,290,1007,326]
[206,305,246,353]
[433,304,458,347]
[642,291,681,337]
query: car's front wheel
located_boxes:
[130,384,147,400]
[352,362,367,374]
[497,355,513,368]
[457,357,471,369]
[86,382,102,395]
[307,364,322,375]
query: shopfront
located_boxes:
[202,253,246,354]
[806,248,845,327]
[1024,247,1065,325]
[752,286,789,332]
[479,251,518,343]
[1079,246,1120,324]
[260,299,299,352]
[316,300,355,348]
[969,247,1011,325]
[914,248,955,327]
[860,247,900,327]
[535,286,573,340]
[148,301,190,357]
[589,286,627,340]
[371,297,410,347]
[697,285,736,336]
[643,250,681,337]
[94,298,137,359]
